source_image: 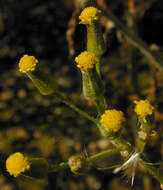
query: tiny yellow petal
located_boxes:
[19,54,38,73]
[79,7,101,25]
[134,99,154,123]
[75,51,97,70]
[100,109,126,133]
[6,152,30,177]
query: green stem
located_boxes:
[49,148,120,172]
[144,163,163,184]
[96,61,101,78]
[110,136,133,152]
[137,118,154,153]
[54,91,98,125]
[52,91,163,184]
[137,138,147,153]
[54,91,107,137]
[80,66,107,116]
[81,68,106,115]
[87,147,120,164]
[95,56,101,78]
[95,95,107,116]
[99,5,163,73]
[49,162,69,172]
[86,21,106,78]
[48,147,163,185]
[55,90,132,152]
[87,22,106,60]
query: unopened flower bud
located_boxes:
[138,131,147,140]
[68,155,90,175]
[26,158,49,179]
[120,150,129,158]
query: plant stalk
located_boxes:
[54,91,98,125]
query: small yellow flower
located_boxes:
[6,152,30,177]
[134,99,154,123]
[79,7,101,25]
[75,51,97,70]
[100,109,126,132]
[19,54,38,73]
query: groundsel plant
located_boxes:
[4,1,163,189]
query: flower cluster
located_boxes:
[134,99,154,123]
[19,55,38,73]
[100,109,126,132]
[79,7,101,25]
[6,152,30,177]
[13,4,160,187]
[75,51,98,70]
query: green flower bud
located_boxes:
[25,158,49,179]
[27,71,58,95]
[87,22,106,57]
[81,68,106,115]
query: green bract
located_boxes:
[27,71,58,95]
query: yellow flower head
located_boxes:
[100,109,126,132]
[134,99,154,123]
[6,152,30,177]
[79,7,101,24]
[19,54,38,73]
[75,51,97,70]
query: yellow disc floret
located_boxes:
[75,51,97,70]
[134,99,154,123]
[79,7,101,25]
[6,152,30,177]
[100,109,126,132]
[19,54,38,73]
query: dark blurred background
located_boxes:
[0,0,163,189]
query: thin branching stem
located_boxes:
[54,91,163,184]
[97,0,163,73]
[49,162,69,172]
[54,91,99,125]
[144,162,163,184]
[87,147,120,164]
[49,147,120,172]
